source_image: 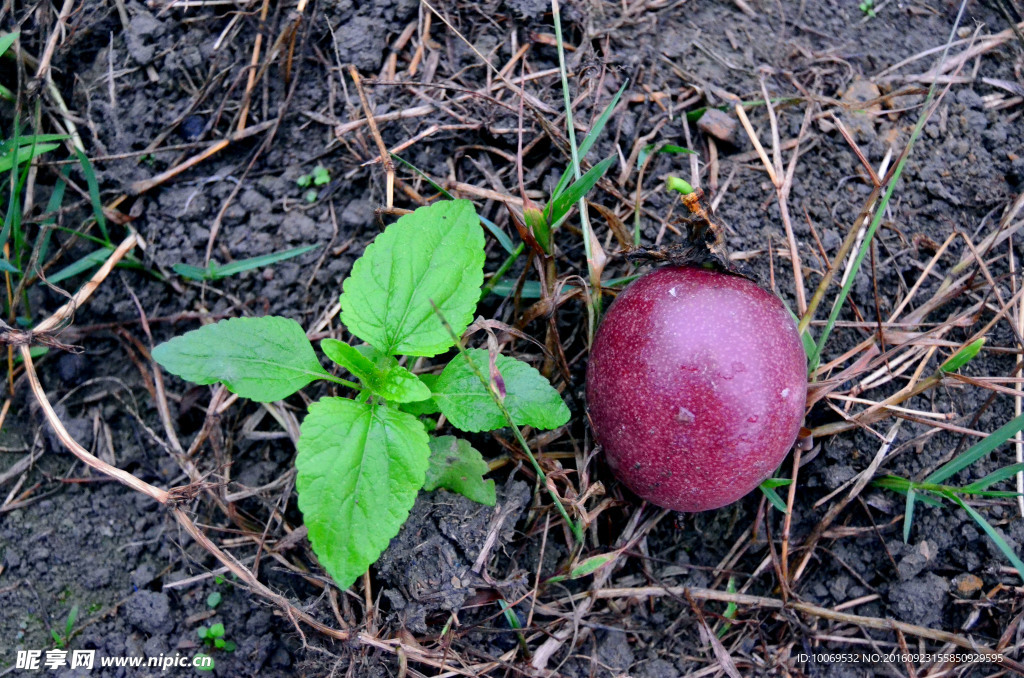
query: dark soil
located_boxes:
[2,1,1023,676]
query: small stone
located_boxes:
[179,115,206,141]
[953,573,983,597]
[697,108,738,145]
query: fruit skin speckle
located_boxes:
[586,266,807,512]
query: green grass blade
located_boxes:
[549,155,616,224]
[961,462,1024,493]
[637,143,693,170]
[74,148,108,242]
[760,477,792,489]
[33,175,67,270]
[0,32,19,58]
[212,244,319,279]
[0,143,60,174]
[47,247,112,284]
[390,152,455,199]
[13,133,69,144]
[759,482,789,512]
[926,412,1024,485]
[939,337,985,373]
[172,263,209,281]
[549,80,627,205]
[808,93,942,367]
[903,487,916,542]
[948,493,1024,581]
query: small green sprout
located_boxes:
[197,622,236,653]
[859,0,876,17]
[297,166,331,202]
[50,605,78,649]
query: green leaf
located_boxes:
[171,263,209,280]
[321,339,430,403]
[926,412,1024,485]
[548,550,623,584]
[399,374,440,415]
[666,176,694,195]
[431,348,570,433]
[569,550,619,578]
[174,244,319,281]
[549,81,627,206]
[903,487,916,542]
[961,462,1024,493]
[759,483,789,513]
[637,143,694,169]
[208,623,225,638]
[194,654,214,671]
[312,166,330,185]
[548,155,616,224]
[46,247,112,284]
[0,257,19,273]
[206,591,222,608]
[0,143,60,174]
[340,200,485,357]
[939,337,985,373]
[196,627,208,640]
[73,148,108,241]
[152,316,332,402]
[424,436,496,506]
[760,477,792,489]
[295,398,430,589]
[0,32,20,58]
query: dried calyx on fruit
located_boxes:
[586,178,808,512]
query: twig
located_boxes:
[128,120,275,195]
[1012,237,1024,517]
[34,234,139,334]
[22,344,169,503]
[349,65,394,209]
[238,0,271,131]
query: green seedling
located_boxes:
[206,591,222,609]
[758,477,793,513]
[50,604,78,649]
[717,577,738,638]
[297,166,330,202]
[153,200,570,589]
[172,244,318,282]
[859,0,876,17]
[197,622,235,654]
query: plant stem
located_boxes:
[480,243,525,299]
